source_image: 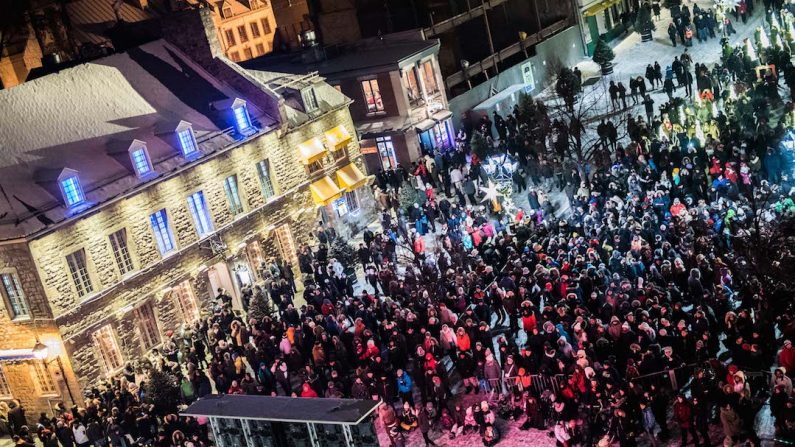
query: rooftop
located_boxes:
[0,39,279,240]
[240,32,440,79]
[181,395,380,424]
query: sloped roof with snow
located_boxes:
[0,39,267,240]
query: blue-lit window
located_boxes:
[131,148,152,176]
[149,209,176,256]
[178,129,198,157]
[234,105,252,132]
[61,176,84,206]
[187,191,214,237]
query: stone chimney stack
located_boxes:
[161,7,222,68]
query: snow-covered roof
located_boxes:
[0,39,268,240]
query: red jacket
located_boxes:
[780,346,795,373]
[674,401,693,428]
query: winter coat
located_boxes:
[397,373,413,394]
[674,401,693,428]
[720,406,742,437]
[484,357,502,381]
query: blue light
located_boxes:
[178,129,198,156]
[234,105,251,132]
[131,148,151,175]
[61,176,84,206]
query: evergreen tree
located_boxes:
[145,369,181,416]
[329,238,357,271]
[592,38,615,67]
[247,292,275,322]
[470,131,490,159]
[635,4,656,34]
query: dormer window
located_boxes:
[223,6,232,17]
[178,127,198,157]
[303,88,319,112]
[233,102,252,133]
[129,142,153,177]
[60,174,84,207]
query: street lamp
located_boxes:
[31,340,76,406]
[460,60,472,90]
[32,341,48,360]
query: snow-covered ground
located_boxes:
[370,3,779,447]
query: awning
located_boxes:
[584,0,621,17]
[415,119,436,132]
[298,137,327,165]
[432,110,453,122]
[336,163,368,190]
[310,176,343,205]
[324,126,353,150]
[0,348,37,362]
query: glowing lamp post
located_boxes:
[32,340,76,405]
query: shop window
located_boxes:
[32,361,57,396]
[93,325,124,375]
[66,249,93,297]
[109,228,134,275]
[376,136,397,170]
[0,272,29,319]
[346,190,360,213]
[332,197,348,217]
[172,281,199,324]
[134,302,161,351]
[361,78,384,113]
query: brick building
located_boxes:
[0,7,372,422]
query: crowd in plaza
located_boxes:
[4,2,795,447]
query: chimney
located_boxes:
[161,8,223,67]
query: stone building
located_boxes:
[0,7,372,422]
[242,31,453,175]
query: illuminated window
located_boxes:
[66,249,93,297]
[32,361,57,396]
[134,302,160,351]
[93,325,124,374]
[377,136,397,170]
[422,61,439,95]
[333,197,348,217]
[172,281,199,324]
[346,190,360,213]
[187,191,214,238]
[60,175,84,206]
[109,229,134,275]
[178,128,198,157]
[0,272,29,319]
[233,104,252,132]
[149,209,176,256]
[405,67,422,106]
[224,175,245,216]
[361,79,384,113]
[130,147,152,176]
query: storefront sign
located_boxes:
[361,145,378,155]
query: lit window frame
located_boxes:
[186,191,215,238]
[0,270,30,320]
[129,142,153,177]
[149,209,177,256]
[233,102,252,133]
[59,174,85,207]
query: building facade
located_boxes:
[201,0,279,62]
[0,7,372,422]
[243,32,454,175]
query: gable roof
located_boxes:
[0,39,264,240]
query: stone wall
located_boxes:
[0,242,81,423]
[26,106,364,391]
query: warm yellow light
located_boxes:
[32,341,49,360]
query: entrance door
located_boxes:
[274,224,298,266]
[207,262,241,309]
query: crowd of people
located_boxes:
[5,3,795,447]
